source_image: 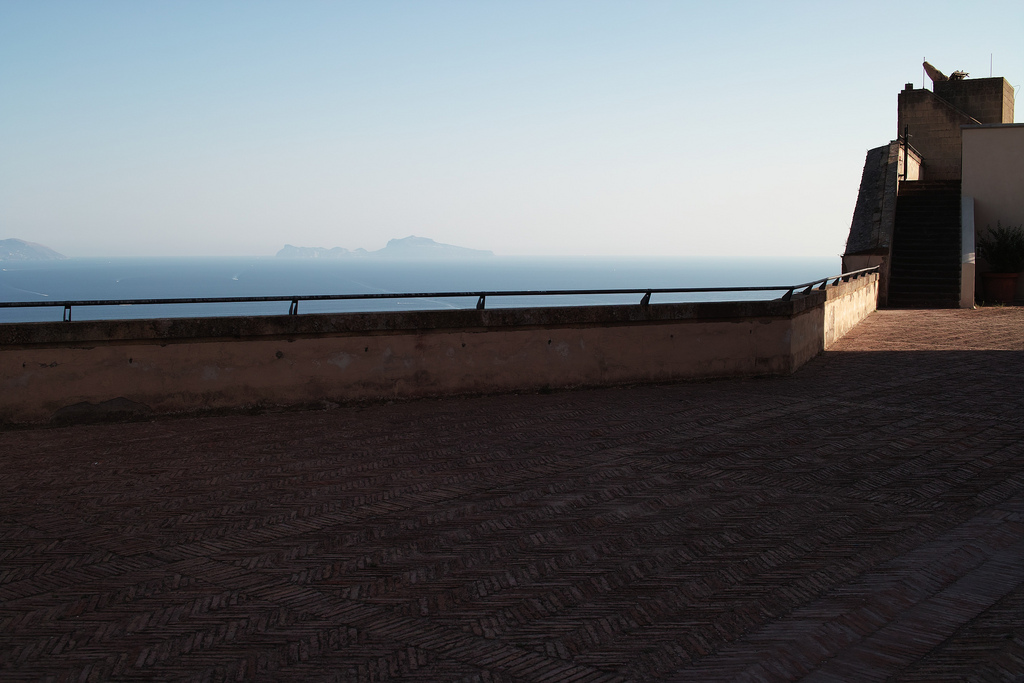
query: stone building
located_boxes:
[843,63,1019,307]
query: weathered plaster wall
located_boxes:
[962,124,1024,232]
[0,276,878,424]
[962,123,1024,299]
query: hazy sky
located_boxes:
[2,1,1021,258]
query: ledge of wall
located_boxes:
[0,297,821,347]
[0,274,877,424]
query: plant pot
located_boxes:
[981,272,1020,304]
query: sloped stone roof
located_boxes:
[845,141,899,255]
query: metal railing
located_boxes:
[0,266,880,322]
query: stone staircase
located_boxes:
[887,180,962,308]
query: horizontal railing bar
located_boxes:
[0,266,879,310]
[786,266,878,291]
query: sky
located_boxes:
[2,1,1022,259]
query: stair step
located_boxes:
[888,284,961,294]
[889,268,960,276]
[887,291,962,301]
[891,242,960,248]
[889,274,960,282]
[893,215,961,223]
[890,259,961,266]
[888,296,960,303]
[888,292,960,299]
[889,292,960,297]
[890,262,960,268]
[897,181,962,194]
[887,301,960,309]
[891,256,961,263]
[890,270,960,277]
[896,212,961,217]
[891,258,960,265]
[890,274,960,282]
[892,249,960,255]
[891,269,960,275]
[893,238,960,244]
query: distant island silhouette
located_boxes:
[277,236,493,259]
[0,238,67,261]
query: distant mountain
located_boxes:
[0,239,67,261]
[277,236,493,259]
[377,236,493,258]
[276,245,369,258]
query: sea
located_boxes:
[0,256,840,324]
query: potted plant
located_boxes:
[976,221,1024,304]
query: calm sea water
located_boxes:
[0,256,840,323]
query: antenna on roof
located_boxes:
[990,53,993,77]
[922,58,926,88]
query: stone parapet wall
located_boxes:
[0,298,817,348]
[933,77,1014,125]
[0,274,877,424]
[824,273,880,348]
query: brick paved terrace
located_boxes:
[2,308,1023,682]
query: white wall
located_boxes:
[962,124,1024,299]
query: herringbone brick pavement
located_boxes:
[2,308,1023,682]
